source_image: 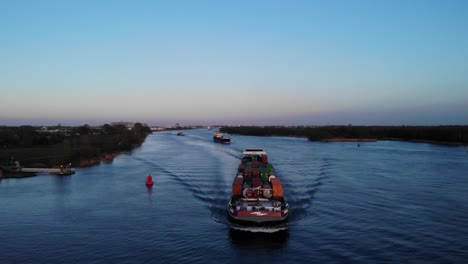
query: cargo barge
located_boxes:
[213,131,231,144]
[227,149,289,224]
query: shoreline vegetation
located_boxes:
[221,125,468,146]
[0,123,151,178]
[2,124,467,179]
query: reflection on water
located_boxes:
[1,130,468,264]
[53,174,72,195]
[229,228,289,249]
[146,185,153,201]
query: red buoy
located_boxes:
[146,175,153,186]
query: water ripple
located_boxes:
[2,130,468,263]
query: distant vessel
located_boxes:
[207,126,212,130]
[177,132,184,136]
[0,162,75,176]
[213,131,230,144]
[227,149,289,224]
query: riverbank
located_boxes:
[79,150,127,167]
[221,125,468,146]
[0,149,133,179]
[0,123,151,179]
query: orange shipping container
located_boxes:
[232,177,244,197]
[233,176,244,185]
[270,177,284,198]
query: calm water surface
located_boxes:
[1,129,467,263]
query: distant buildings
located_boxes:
[37,126,71,135]
[111,122,134,128]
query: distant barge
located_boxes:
[227,149,289,224]
[0,161,75,177]
[213,131,231,144]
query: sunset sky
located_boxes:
[1,0,467,126]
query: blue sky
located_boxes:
[1,0,467,126]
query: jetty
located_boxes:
[1,161,75,176]
[19,167,75,175]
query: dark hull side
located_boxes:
[214,137,230,144]
[227,208,288,225]
[227,200,288,225]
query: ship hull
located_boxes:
[214,137,230,144]
[227,201,288,225]
[227,149,289,226]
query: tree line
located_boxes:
[0,125,65,147]
[0,123,152,166]
[221,125,468,145]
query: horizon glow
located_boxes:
[1,0,468,126]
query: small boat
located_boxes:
[227,149,289,224]
[213,131,231,144]
[146,175,154,186]
[177,132,184,136]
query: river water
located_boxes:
[1,129,467,263]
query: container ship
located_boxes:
[227,149,289,224]
[213,131,231,144]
